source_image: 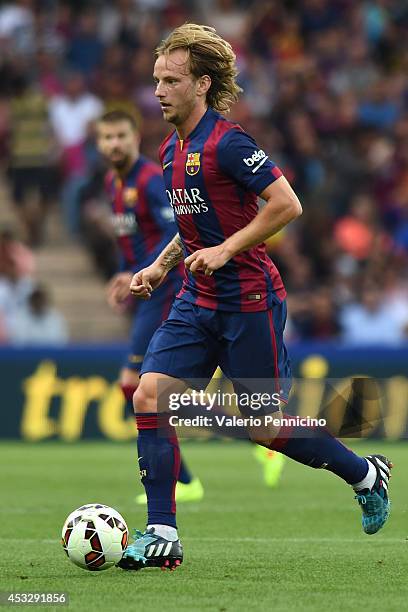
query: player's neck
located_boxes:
[176,104,208,141]
[116,153,139,178]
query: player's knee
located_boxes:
[120,368,140,388]
[133,382,158,413]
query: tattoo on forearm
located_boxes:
[161,234,184,271]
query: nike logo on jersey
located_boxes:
[163,161,172,170]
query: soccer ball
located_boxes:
[61,503,128,571]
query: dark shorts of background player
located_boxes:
[9,166,58,206]
[124,272,182,372]
[141,297,292,414]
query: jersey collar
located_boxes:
[179,107,219,146]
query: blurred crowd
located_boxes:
[0,0,408,344]
[0,228,68,344]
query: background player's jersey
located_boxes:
[105,155,177,273]
[159,108,286,312]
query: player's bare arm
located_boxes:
[160,233,184,271]
[186,177,302,275]
[130,234,183,299]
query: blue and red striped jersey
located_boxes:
[105,155,177,273]
[159,107,286,312]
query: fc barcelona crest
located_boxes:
[186,152,201,176]
[124,187,138,207]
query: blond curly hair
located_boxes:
[156,23,242,113]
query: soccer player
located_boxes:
[97,110,204,503]
[118,25,392,571]
[98,109,285,494]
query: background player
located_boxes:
[97,110,203,503]
[118,24,392,572]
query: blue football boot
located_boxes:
[117,527,183,571]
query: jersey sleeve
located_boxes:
[217,128,283,195]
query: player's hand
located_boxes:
[185,245,233,276]
[106,272,134,313]
[130,264,167,299]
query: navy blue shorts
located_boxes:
[125,274,182,371]
[141,298,292,406]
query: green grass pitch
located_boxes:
[0,440,407,611]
